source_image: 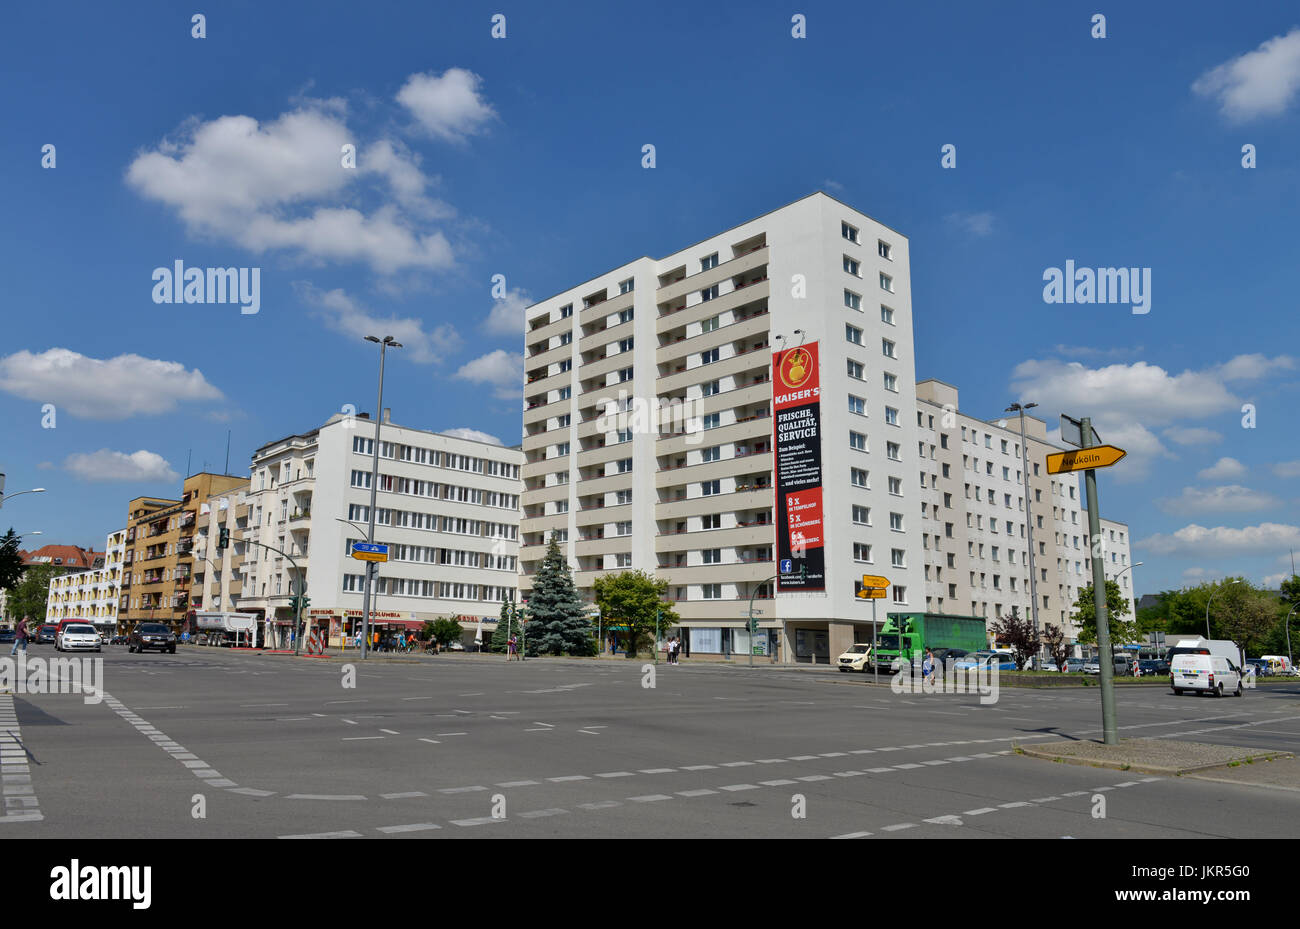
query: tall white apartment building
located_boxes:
[192,482,251,616]
[238,411,523,647]
[914,379,1135,650]
[45,529,126,634]
[520,192,928,663]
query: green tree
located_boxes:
[1208,579,1279,663]
[526,536,594,656]
[431,617,465,647]
[1042,622,1072,672]
[592,569,678,659]
[6,562,58,624]
[0,529,24,592]
[490,600,516,654]
[1071,579,1137,646]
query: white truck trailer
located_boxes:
[195,612,258,647]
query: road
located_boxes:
[4,647,1299,838]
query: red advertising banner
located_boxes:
[773,342,825,590]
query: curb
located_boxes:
[1017,742,1294,776]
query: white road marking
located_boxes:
[287,794,367,801]
[719,784,759,792]
[831,831,873,839]
[497,780,539,787]
[628,794,673,802]
[638,768,675,774]
[578,801,622,810]
[381,792,428,799]
[759,779,798,787]
[435,732,468,737]
[418,738,441,745]
[379,729,400,735]
[548,775,590,782]
[881,823,917,832]
[519,808,568,819]
[243,703,290,707]
[342,736,384,741]
[595,772,635,779]
[439,786,487,794]
[279,831,363,839]
[681,765,717,771]
[450,817,504,827]
[377,823,441,833]
[677,789,717,797]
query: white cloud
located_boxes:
[295,284,462,364]
[1156,484,1281,515]
[1262,573,1288,588]
[396,69,496,141]
[1192,27,1300,122]
[64,449,178,483]
[126,104,454,274]
[1198,457,1246,480]
[441,427,504,446]
[1273,460,1300,479]
[1214,353,1296,381]
[1162,426,1222,447]
[1138,521,1300,557]
[0,348,224,420]
[1009,354,1293,480]
[454,349,522,400]
[1182,567,1209,581]
[944,211,994,236]
[485,288,532,337]
[1054,344,1145,360]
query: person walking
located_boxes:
[507,633,518,661]
[10,616,29,656]
[922,647,935,681]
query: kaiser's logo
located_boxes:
[779,348,812,390]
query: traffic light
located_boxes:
[289,595,310,615]
[217,526,230,552]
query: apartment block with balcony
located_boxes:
[520,192,929,662]
[44,531,124,633]
[238,411,523,648]
[191,480,251,616]
[914,379,1136,650]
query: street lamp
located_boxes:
[359,335,401,659]
[0,487,46,508]
[1204,578,1243,639]
[1284,604,1297,668]
[1006,402,1040,636]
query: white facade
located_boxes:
[520,192,927,661]
[193,484,250,616]
[45,530,126,631]
[238,413,523,646]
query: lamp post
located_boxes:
[1112,561,1142,659]
[337,517,383,651]
[359,335,401,659]
[0,486,46,509]
[1005,403,1040,638]
[1284,604,1297,669]
[1205,578,1243,639]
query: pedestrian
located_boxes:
[922,647,935,681]
[507,634,518,660]
[9,616,29,656]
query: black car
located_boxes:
[1137,659,1169,677]
[37,624,58,644]
[0,629,14,644]
[129,623,176,654]
[932,648,970,665]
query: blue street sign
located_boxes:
[352,542,388,555]
[780,558,793,573]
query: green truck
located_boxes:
[873,612,988,670]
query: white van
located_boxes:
[1260,655,1295,675]
[1171,653,1243,697]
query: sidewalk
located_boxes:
[1018,737,1294,776]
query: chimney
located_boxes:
[383,407,391,424]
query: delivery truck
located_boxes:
[869,612,988,671]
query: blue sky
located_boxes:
[1,1,1298,594]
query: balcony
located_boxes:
[289,508,311,522]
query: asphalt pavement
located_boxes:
[4,646,1299,839]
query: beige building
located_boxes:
[44,530,125,633]
[192,481,251,616]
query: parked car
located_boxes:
[1245,658,1271,678]
[128,623,177,654]
[37,624,58,644]
[954,650,1017,672]
[1082,660,1102,674]
[932,647,970,665]
[110,635,127,645]
[0,629,14,644]
[1063,658,1086,673]
[1137,659,1170,677]
[447,641,465,651]
[56,622,102,652]
[836,643,874,672]
[1038,660,1059,672]
[1171,653,1243,697]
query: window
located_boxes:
[616,458,633,473]
[700,347,720,365]
[618,307,634,324]
[847,359,864,379]
[885,406,898,425]
[701,380,720,397]
[845,323,863,345]
[842,222,859,243]
[616,521,633,536]
[702,412,721,430]
[889,512,904,531]
[891,548,906,568]
[851,467,869,488]
[702,549,721,564]
[701,480,721,496]
[882,338,897,358]
[848,395,865,416]
[878,240,892,260]
[844,290,862,311]
[619,278,634,294]
[853,542,872,562]
[702,445,721,462]
[560,304,573,318]
[616,429,633,444]
[616,489,632,505]
[700,284,719,302]
[883,373,897,392]
[558,359,572,373]
[843,256,860,276]
[852,505,871,524]
[849,431,866,451]
[888,476,902,495]
[615,553,633,568]
[558,386,571,400]
[892,585,907,605]
[702,583,722,599]
[618,366,633,382]
[880,273,894,293]
[701,513,721,530]
[555,500,569,514]
[701,252,719,271]
[701,315,719,334]
[618,337,634,353]
[554,442,570,456]
[886,442,901,461]
[881,305,895,325]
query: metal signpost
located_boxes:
[1050,416,1126,745]
[856,575,889,684]
[350,542,388,658]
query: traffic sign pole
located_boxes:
[1082,417,1119,745]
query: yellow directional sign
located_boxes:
[350,549,388,563]
[1046,445,1126,475]
[861,574,890,589]
[856,588,887,599]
